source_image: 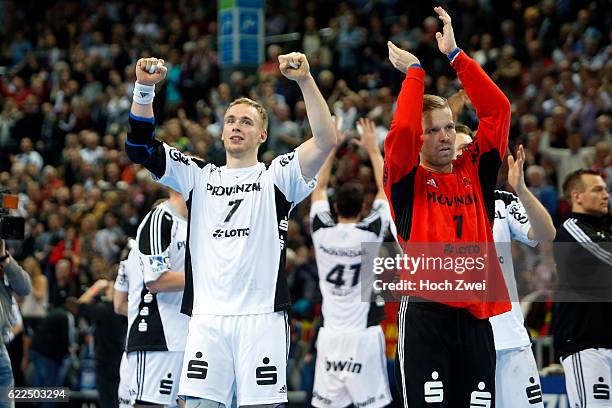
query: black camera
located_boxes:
[0,192,25,240]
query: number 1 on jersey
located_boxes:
[224,199,243,222]
[453,215,463,238]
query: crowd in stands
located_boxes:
[0,0,610,401]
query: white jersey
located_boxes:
[114,242,134,294]
[126,201,189,352]
[156,145,315,316]
[490,191,538,350]
[310,199,391,330]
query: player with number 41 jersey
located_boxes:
[309,118,393,408]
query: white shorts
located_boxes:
[178,312,289,406]
[127,350,184,407]
[118,353,131,408]
[312,326,392,408]
[561,348,612,408]
[495,346,543,408]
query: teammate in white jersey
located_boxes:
[125,54,335,407]
[116,190,189,408]
[310,118,392,408]
[455,127,555,408]
[114,240,135,408]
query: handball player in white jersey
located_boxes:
[125,54,335,407]
[116,190,189,408]
[455,126,555,408]
[309,118,393,407]
[113,240,135,408]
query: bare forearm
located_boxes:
[517,187,555,242]
[146,271,185,293]
[114,301,128,316]
[130,100,154,119]
[317,147,336,189]
[297,76,335,152]
[113,292,128,316]
[367,148,386,199]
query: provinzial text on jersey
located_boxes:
[318,244,366,257]
[206,182,262,196]
[426,191,478,207]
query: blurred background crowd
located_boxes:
[0,0,610,404]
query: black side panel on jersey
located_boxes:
[390,168,417,240]
[493,190,517,207]
[478,150,502,225]
[273,186,293,312]
[127,286,168,352]
[138,208,173,256]
[180,190,194,316]
[366,299,386,327]
[190,157,206,169]
[311,211,335,233]
[356,215,382,236]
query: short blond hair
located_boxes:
[423,94,449,113]
[228,97,268,130]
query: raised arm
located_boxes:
[126,58,198,195]
[125,58,168,179]
[311,118,349,203]
[279,52,336,180]
[355,118,386,200]
[434,7,510,159]
[508,145,555,242]
[384,42,424,199]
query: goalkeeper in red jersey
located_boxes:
[384,7,512,407]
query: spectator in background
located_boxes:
[94,211,124,263]
[539,130,595,194]
[28,298,78,407]
[14,137,43,172]
[79,131,104,168]
[48,259,78,309]
[78,279,126,408]
[267,103,302,155]
[336,13,365,88]
[19,257,49,332]
[526,165,559,221]
[591,141,612,193]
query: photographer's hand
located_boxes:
[0,239,9,267]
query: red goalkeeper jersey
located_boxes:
[383,50,511,319]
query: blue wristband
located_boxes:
[447,47,461,61]
[409,63,422,69]
[129,112,155,124]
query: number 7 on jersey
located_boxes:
[224,199,243,223]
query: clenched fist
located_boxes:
[278,52,311,82]
[135,57,167,86]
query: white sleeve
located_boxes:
[137,208,174,283]
[114,249,133,293]
[140,250,171,284]
[269,149,317,206]
[310,200,331,221]
[310,200,335,234]
[357,199,391,241]
[507,199,538,247]
[156,143,203,200]
[372,199,392,226]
